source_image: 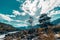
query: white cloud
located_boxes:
[21,12,26,16]
[47,10,60,22]
[13,10,21,16]
[10,19,28,27]
[0,14,13,22]
[16,0,23,2]
[15,20,22,22]
[14,20,24,23]
[13,20,28,25]
[33,20,39,26]
[51,15,60,22]
[13,10,27,16]
[6,15,16,17]
[21,0,60,15]
[14,0,60,26]
[48,10,60,17]
[16,24,28,27]
[21,0,60,24]
[21,0,39,16]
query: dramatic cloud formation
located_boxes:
[19,0,60,25]
[0,0,60,27]
[21,0,60,15]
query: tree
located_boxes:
[39,14,51,28]
[38,14,55,40]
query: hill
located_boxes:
[0,22,17,34]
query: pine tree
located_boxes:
[39,14,51,28]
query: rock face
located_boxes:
[0,22,17,33]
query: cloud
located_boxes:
[22,12,26,16]
[49,10,60,22]
[13,10,27,16]
[12,19,28,24]
[13,10,21,16]
[48,10,60,17]
[16,0,23,2]
[13,0,60,26]
[51,14,60,22]
[8,19,28,27]
[15,24,28,27]
[21,0,60,15]
[21,0,38,16]
[14,20,22,22]
[14,20,25,23]
[0,14,13,22]
[6,15,16,17]
[21,0,60,24]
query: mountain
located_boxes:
[0,22,17,34]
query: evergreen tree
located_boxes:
[39,14,51,28]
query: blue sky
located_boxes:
[0,0,27,27]
[0,0,60,27]
[0,0,24,14]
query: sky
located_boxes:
[0,0,60,27]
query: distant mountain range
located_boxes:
[0,22,17,34]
